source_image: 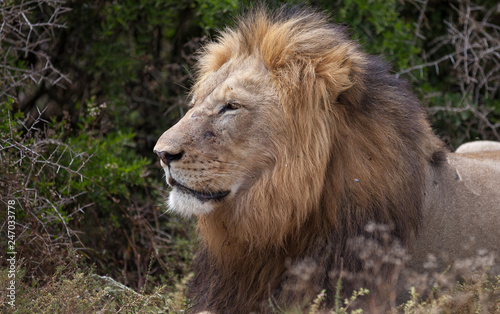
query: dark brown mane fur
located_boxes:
[189,6,446,313]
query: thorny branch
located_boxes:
[399,0,500,141]
[0,110,92,255]
[0,0,71,100]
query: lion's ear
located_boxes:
[316,44,367,108]
[335,69,366,108]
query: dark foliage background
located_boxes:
[1,0,499,309]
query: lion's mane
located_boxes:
[189,7,445,312]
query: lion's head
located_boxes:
[154,54,279,216]
[154,6,445,312]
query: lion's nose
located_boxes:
[154,150,184,166]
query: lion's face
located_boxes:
[154,57,280,216]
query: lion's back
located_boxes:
[408,151,500,275]
[455,140,500,154]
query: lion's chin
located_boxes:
[171,179,230,202]
[167,187,216,217]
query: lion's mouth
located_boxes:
[170,178,230,202]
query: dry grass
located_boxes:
[1,257,498,313]
[0,251,191,313]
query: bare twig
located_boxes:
[399,0,500,142]
[1,110,91,266]
[412,0,429,45]
[396,52,459,78]
[0,0,71,100]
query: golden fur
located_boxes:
[154,7,500,312]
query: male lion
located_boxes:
[154,7,500,312]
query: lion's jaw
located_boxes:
[154,58,281,217]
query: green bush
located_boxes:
[0,99,140,271]
[1,97,196,293]
[328,0,420,70]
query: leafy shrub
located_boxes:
[327,0,420,70]
[1,100,90,277]
[0,99,195,293]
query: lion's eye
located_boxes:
[218,102,240,114]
